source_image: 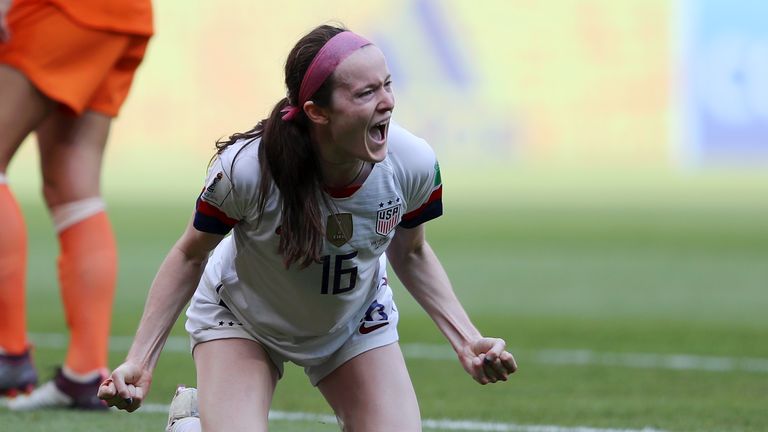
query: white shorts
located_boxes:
[184,278,399,386]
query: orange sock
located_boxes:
[0,181,29,355]
[57,210,117,374]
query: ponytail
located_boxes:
[214,24,347,269]
[258,98,325,268]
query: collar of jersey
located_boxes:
[324,184,363,198]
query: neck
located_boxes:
[322,159,366,188]
[311,128,370,188]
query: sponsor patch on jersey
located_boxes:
[326,213,353,247]
[201,171,232,207]
[376,202,402,236]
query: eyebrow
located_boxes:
[352,74,392,92]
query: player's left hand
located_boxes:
[459,337,517,385]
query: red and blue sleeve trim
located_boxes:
[193,196,238,235]
[399,186,443,228]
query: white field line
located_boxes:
[139,403,666,432]
[28,333,768,374]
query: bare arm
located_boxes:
[98,219,225,411]
[387,224,517,385]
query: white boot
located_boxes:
[166,386,200,432]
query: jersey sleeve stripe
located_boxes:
[194,212,234,235]
[194,197,238,234]
[400,186,443,228]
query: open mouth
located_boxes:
[368,119,389,143]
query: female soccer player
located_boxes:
[98,24,516,431]
[0,0,152,410]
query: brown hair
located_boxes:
[215,24,347,268]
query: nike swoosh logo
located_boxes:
[358,321,389,334]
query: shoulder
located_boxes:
[204,136,262,205]
[198,136,264,226]
[216,136,261,179]
[386,122,437,175]
[384,122,443,224]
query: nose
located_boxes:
[378,88,394,112]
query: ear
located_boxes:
[303,101,330,125]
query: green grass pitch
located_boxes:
[2,178,767,431]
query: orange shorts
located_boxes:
[0,1,150,117]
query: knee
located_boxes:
[40,174,76,209]
[200,416,268,432]
[342,422,422,432]
[40,163,101,209]
[41,180,64,209]
[41,180,100,211]
[338,413,422,432]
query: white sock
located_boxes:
[170,417,201,432]
[0,172,7,184]
[50,197,105,232]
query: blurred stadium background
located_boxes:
[12,0,768,199]
[4,0,767,431]
[9,0,768,198]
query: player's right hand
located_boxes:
[97,362,152,413]
[458,337,518,385]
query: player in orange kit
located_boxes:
[0,0,153,410]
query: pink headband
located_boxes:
[281,31,371,121]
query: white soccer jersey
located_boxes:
[190,122,443,365]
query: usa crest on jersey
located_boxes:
[376,200,402,236]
